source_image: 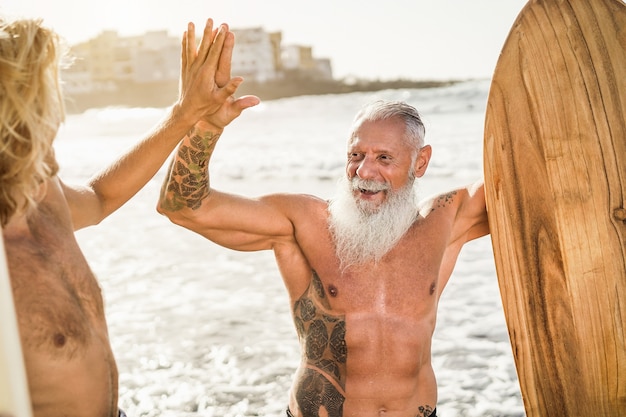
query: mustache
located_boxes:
[350,177,391,192]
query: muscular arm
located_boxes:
[420,179,489,244]
[157,122,297,251]
[62,20,243,230]
[456,179,489,242]
[61,107,201,230]
[419,180,489,288]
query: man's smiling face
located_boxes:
[346,117,418,212]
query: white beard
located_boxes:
[328,175,418,268]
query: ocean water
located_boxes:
[54,80,525,417]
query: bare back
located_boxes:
[3,178,118,417]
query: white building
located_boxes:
[131,31,180,83]
[231,27,281,82]
[61,26,333,96]
[282,44,333,80]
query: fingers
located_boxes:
[222,94,262,125]
[216,31,234,88]
[219,76,244,100]
[186,21,198,64]
[202,24,228,72]
[180,21,200,92]
[179,18,253,124]
[234,94,262,112]
[187,18,230,80]
[196,18,216,65]
[202,93,261,130]
[180,30,187,92]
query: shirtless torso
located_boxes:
[160,180,484,416]
[157,102,488,417]
[3,179,118,417]
[1,16,258,417]
[270,190,476,417]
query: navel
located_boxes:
[429,282,436,295]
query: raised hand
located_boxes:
[214,25,233,89]
[176,19,245,124]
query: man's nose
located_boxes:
[355,157,377,179]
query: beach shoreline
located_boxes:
[59,81,525,416]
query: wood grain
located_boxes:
[483,0,626,415]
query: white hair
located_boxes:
[328,173,418,269]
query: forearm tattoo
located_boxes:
[160,126,221,211]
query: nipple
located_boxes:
[328,285,338,297]
[53,333,66,347]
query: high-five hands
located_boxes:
[178,18,260,130]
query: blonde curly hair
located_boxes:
[0,18,65,226]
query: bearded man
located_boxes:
[157,99,488,417]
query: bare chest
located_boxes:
[311,262,440,328]
[4,213,106,356]
[303,224,447,313]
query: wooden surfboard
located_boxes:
[483,0,626,415]
[0,230,32,417]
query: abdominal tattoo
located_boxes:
[417,405,434,417]
[160,127,221,211]
[293,271,346,417]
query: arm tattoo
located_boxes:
[430,191,457,212]
[160,126,221,211]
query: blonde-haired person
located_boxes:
[0,17,259,417]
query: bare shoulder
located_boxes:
[417,180,487,241]
[418,189,462,217]
[264,191,330,249]
[418,180,485,217]
[263,192,328,222]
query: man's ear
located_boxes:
[414,145,432,178]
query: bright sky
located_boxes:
[2,0,528,81]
